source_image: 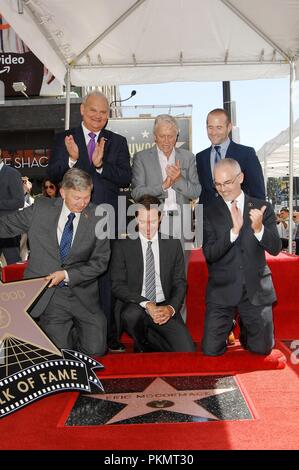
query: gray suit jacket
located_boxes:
[131,146,201,204]
[0,197,110,317]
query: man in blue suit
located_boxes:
[196,108,265,206]
[47,91,132,352]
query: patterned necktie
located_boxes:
[214,145,222,164]
[145,241,156,302]
[59,213,76,262]
[87,132,96,164]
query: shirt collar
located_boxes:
[139,231,159,244]
[0,161,4,171]
[81,122,101,140]
[61,201,78,218]
[213,137,230,153]
[157,146,175,161]
[225,190,244,211]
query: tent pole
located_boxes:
[264,153,267,200]
[64,67,71,131]
[288,60,296,253]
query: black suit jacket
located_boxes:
[196,140,265,205]
[48,125,131,209]
[0,164,24,217]
[110,235,186,334]
[202,194,281,306]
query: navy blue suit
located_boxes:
[196,140,265,205]
[48,125,131,211]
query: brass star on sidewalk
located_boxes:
[0,278,61,357]
[88,377,235,424]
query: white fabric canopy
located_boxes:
[0,0,298,86]
[258,119,299,178]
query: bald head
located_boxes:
[214,158,243,202]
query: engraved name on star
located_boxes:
[88,377,235,424]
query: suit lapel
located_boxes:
[51,198,64,257]
[152,146,164,184]
[68,205,93,257]
[217,196,233,229]
[133,238,144,292]
[226,140,237,157]
[75,126,91,171]
[158,236,167,289]
[204,147,214,189]
[242,195,253,231]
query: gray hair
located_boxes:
[153,114,179,136]
[214,158,241,175]
[61,168,93,192]
[82,91,109,108]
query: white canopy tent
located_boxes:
[258,119,299,178]
[1,0,299,249]
[0,0,298,86]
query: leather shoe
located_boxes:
[227,330,235,345]
[108,340,126,353]
[133,342,155,353]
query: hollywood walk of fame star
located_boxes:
[87,377,235,424]
[0,278,60,357]
[142,130,150,139]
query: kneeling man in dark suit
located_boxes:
[110,195,195,352]
[0,168,110,356]
[202,158,281,356]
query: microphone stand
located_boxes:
[109,91,136,118]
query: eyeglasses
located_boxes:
[45,184,55,189]
[214,173,241,189]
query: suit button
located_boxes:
[239,265,243,269]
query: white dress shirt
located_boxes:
[210,137,230,175]
[139,231,165,304]
[225,191,264,242]
[68,123,103,174]
[157,147,178,212]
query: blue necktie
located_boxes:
[60,213,76,262]
[214,145,222,164]
[145,241,156,302]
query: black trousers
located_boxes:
[121,303,195,352]
[0,236,21,265]
[202,287,274,356]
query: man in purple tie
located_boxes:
[48,91,131,214]
[48,91,131,353]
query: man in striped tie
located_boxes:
[110,195,195,352]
